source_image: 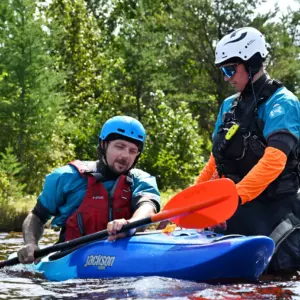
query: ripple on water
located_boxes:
[0,272,56,299]
[39,276,209,300]
[1,269,300,300]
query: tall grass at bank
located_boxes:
[0,148,37,232]
[0,195,36,232]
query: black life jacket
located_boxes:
[212,78,299,196]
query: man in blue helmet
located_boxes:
[17,116,160,264]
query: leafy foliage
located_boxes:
[139,101,205,190]
[0,147,35,231]
[0,147,26,204]
[0,0,72,192]
[264,12,300,97]
[0,0,298,227]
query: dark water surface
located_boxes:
[1,231,300,300]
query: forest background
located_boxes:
[0,0,299,230]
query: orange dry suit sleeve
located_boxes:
[195,154,219,184]
[236,146,287,204]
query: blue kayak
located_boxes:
[35,229,275,282]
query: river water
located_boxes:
[1,230,300,299]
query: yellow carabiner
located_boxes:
[162,224,177,233]
[225,124,239,140]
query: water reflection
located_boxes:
[0,231,299,299]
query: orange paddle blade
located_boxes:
[158,178,238,229]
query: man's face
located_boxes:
[220,63,249,93]
[105,139,139,174]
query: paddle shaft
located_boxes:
[0,217,151,268]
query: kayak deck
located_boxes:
[35,229,275,282]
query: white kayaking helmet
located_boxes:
[215,27,268,66]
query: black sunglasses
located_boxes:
[220,63,239,79]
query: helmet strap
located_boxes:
[130,153,141,170]
[98,141,109,167]
[244,53,264,77]
[248,67,258,109]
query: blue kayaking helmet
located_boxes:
[99,116,146,152]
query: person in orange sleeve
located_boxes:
[196,27,300,273]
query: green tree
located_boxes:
[139,101,205,190]
[0,0,71,193]
[99,0,175,121]
[0,147,25,204]
[264,10,300,97]
[153,0,299,150]
[47,0,118,159]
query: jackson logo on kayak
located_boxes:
[84,254,116,270]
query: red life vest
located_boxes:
[64,160,133,241]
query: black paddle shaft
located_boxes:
[0,217,151,269]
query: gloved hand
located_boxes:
[207,221,227,231]
[196,221,227,233]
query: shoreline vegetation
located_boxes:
[0,190,177,232]
[0,196,36,232]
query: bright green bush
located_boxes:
[0,147,30,231]
[138,101,205,191]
